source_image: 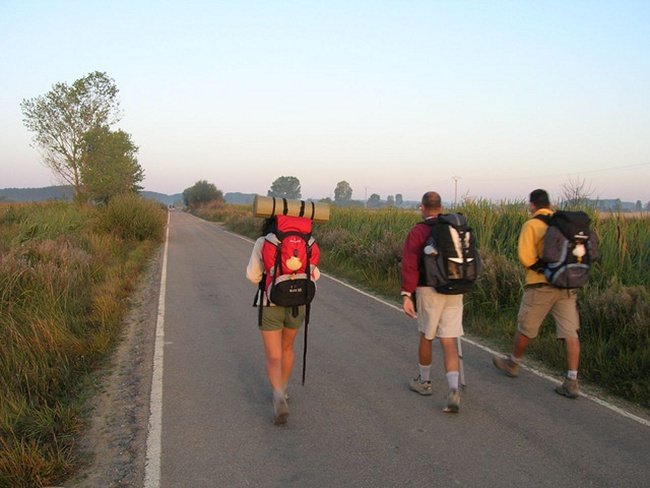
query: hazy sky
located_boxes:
[1,0,649,203]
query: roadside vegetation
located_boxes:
[195,200,650,408]
[0,195,166,487]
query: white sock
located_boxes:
[446,371,460,391]
[418,364,432,382]
[509,354,521,364]
[273,389,285,402]
[567,370,578,380]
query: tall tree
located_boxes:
[81,126,143,204]
[395,193,403,206]
[21,71,121,199]
[183,180,224,207]
[268,176,301,199]
[334,180,353,203]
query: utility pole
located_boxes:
[452,176,460,207]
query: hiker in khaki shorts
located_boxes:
[492,189,581,398]
[401,191,463,413]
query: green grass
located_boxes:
[0,197,166,487]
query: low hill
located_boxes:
[0,186,183,205]
[140,191,183,206]
[0,186,74,202]
[224,192,256,205]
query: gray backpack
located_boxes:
[535,211,599,288]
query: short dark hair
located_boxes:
[529,189,550,208]
[421,191,442,210]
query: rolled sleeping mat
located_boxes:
[253,195,330,222]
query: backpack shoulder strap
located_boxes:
[264,232,281,245]
[422,218,438,228]
[534,214,551,225]
[438,213,468,230]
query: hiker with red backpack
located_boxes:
[246,212,321,425]
[492,189,598,398]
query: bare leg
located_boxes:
[280,327,300,388]
[564,337,580,372]
[260,330,283,392]
[439,337,459,372]
[418,333,433,366]
[512,331,531,360]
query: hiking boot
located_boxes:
[555,378,579,399]
[273,396,289,425]
[492,355,520,377]
[409,375,433,396]
[443,389,461,413]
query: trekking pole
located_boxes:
[301,304,310,385]
[457,337,466,388]
[301,321,308,385]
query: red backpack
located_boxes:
[261,215,320,307]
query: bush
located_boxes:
[94,193,166,242]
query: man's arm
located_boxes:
[401,227,422,318]
[518,220,541,269]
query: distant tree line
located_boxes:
[181,175,414,209]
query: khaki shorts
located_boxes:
[259,305,305,332]
[415,287,464,340]
[517,285,580,339]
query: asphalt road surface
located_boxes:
[148,211,649,488]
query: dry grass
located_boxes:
[0,197,165,487]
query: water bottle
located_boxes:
[424,244,438,256]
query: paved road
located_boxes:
[152,211,649,487]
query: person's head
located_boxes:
[261,217,276,236]
[420,191,442,217]
[529,189,550,211]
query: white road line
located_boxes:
[224,226,650,428]
[144,212,170,488]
